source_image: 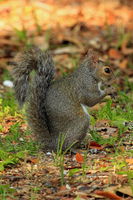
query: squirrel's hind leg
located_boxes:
[61,115,90,151]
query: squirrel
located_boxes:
[12,46,115,151]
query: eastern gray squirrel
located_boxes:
[12,47,115,151]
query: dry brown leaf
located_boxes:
[95,190,124,200]
[75,153,84,163]
[122,48,133,55]
[89,141,104,150]
[90,102,106,111]
[125,158,133,165]
[108,48,122,59]
[122,40,133,55]
[95,119,110,127]
[29,158,38,164]
[119,59,128,69]
[59,185,67,191]
[116,185,133,197]
[106,127,118,136]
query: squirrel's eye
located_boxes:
[104,67,110,73]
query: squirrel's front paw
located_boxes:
[105,86,117,97]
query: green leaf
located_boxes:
[0,150,9,160]
[0,184,16,194]
[16,151,26,159]
[0,164,4,171]
[117,171,133,178]
[69,168,81,176]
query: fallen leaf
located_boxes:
[89,141,104,150]
[106,127,118,135]
[95,119,110,127]
[122,40,133,55]
[29,158,38,164]
[108,48,122,59]
[90,102,106,111]
[95,190,124,200]
[75,153,84,163]
[59,185,67,191]
[12,141,17,145]
[116,185,133,197]
[119,59,128,69]
[90,141,101,147]
[125,158,133,165]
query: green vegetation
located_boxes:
[0,184,16,200]
[0,53,133,198]
[53,133,77,185]
[0,92,39,171]
[90,88,133,146]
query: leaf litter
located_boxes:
[0,0,133,199]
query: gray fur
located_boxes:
[12,47,109,151]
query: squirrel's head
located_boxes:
[81,49,115,84]
[95,60,115,83]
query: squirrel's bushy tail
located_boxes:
[12,47,55,149]
[13,46,54,106]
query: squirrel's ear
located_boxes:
[86,49,98,63]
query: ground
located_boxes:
[0,0,133,199]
